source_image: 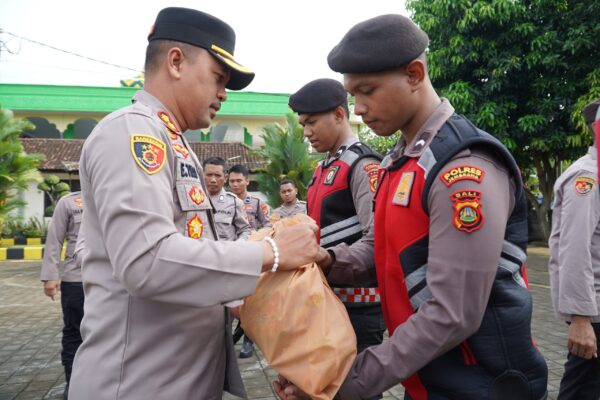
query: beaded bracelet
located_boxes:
[263,236,279,273]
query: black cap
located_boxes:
[583,98,600,125]
[148,7,254,90]
[288,79,347,114]
[328,14,429,74]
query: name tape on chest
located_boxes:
[440,165,485,187]
[131,134,166,175]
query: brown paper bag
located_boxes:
[240,215,357,400]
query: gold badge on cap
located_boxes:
[392,172,415,207]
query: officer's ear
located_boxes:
[333,106,345,123]
[166,47,186,80]
[405,59,426,92]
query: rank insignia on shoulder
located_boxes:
[260,202,270,216]
[324,166,340,185]
[187,214,203,239]
[574,176,596,195]
[364,162,380,193]
[440,165,485,187]
[172,143,189,159]
[188,185,205,206]
[392,171,415,207]
[73,197,83,208]
[450,190,484,233]
[157,111,180,134]
[131,134,166,175]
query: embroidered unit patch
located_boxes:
[451,190,484,233]
[364,162,379,192]
[131,134,166,175]
[392,172,415,207]
[188,185,205,205]
[187,214,203,239]
[323,166,340,185]
[574,176,596,195]
[440,165,485,187]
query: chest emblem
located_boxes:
[574,176,595,195]
[187,214,204,239]
[451,190,484,233]
[131,134,166,175]
[323,166,340,185]
[172,143,190,159]
[392,172,415,207]
[440,165,485,187]
[188,185,205,205]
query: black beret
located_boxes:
[583,98,600,125]
[289,79,347,114]
[328,14,429,74]
[148,7,254,90]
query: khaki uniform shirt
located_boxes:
[272,199,307,219]
[549,147,600,323]
[210,188,251,241]
[40,192,84,282]
[241,194,271,230]
[335,100,518,399]
[69,90,263,400]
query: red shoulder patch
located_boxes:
[363,162,380,192]
[157,111,180,134]
[450,190,484,233]
[440,165,485,187]
[574,176,595,195]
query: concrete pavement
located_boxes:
[0,247,567,399]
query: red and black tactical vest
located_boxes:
[374,115,547,400]
[307,142,382,306]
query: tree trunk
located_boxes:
[526,154,560,242]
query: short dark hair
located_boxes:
[203,156,227,171]
[229,164,249,178]
[144,40,201,74]
[280,179,296,188]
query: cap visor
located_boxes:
[211,52,255,90]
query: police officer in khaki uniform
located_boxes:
[229,163,271,230]
[68,8,318,400]
[288,79,385,400]
[203,157,250,241]
[40,191,84,400]
[276,15,547,400]
[271,179,307,221]
[548,99,600,400]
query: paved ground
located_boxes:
[0,246,566,400]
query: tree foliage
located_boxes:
[0,108,44,234]
[254,114,321,206]
[357,124,398,156]
[407,0,600,240]
[37,174,71,216]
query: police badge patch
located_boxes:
[450,190,484,233]
[187,214,204,239]
[574,176,595,195]
[188,185,205,205]
[323,166,340,185]
[131,134,166,175]
[363,162,379,192]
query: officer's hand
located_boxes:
[274,223,318,271]
[43,280,61,301]
[316,247,333,273]
[273,375,310,400]
[567,315,598,359]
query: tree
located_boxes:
[357,124,398,156]
[37,174,71,216]
[407,0,600,240]
[0,108,44,235]
[254,114,321,206]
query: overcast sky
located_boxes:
[0,1,408,94]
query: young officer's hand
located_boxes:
[43,280,61,301]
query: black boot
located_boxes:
[239,336,254,359]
